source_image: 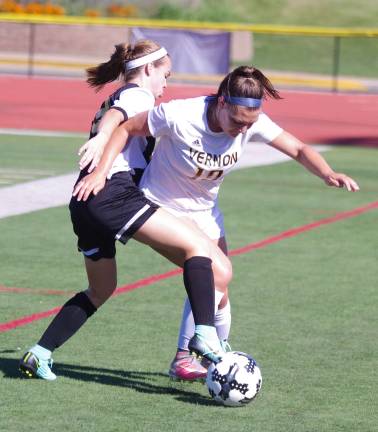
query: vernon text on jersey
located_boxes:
[189,148,239,168]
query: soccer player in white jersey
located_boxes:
[73,66,359,382]
[19,40,227,381]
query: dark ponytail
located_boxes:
[86,43,129,92]
[217,66,282,104]
[86,39,165,92]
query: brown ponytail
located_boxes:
[86,39,166,92]
[216,66,282,106]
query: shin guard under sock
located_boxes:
[38,291,97,351]
[183,256,215,326]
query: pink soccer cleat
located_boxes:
[168,350,208,381]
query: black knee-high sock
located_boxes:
[38,292,97,351]
[183,256,215,326]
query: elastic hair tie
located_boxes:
[125,47,167,71]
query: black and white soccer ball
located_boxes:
[206,351,262,407]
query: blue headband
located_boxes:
[224,96,262,108]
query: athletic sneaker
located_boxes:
[19,351,57,381]
[188,334,223,364]
[168,350,207,381]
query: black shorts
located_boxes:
[69,171,159,261]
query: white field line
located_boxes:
[0,128,87,138]
[0,129,330,219]
[0,172,79,219]
[0,168,58,175]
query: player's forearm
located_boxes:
[95,126,129,176]
[296,145,335,180]
[93,111,150,177]
[97,109,124,139]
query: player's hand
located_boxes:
[324,172,360,192]
[78,131,108,173]
[72,172,106,201]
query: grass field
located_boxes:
[0,134,377,431]
[153,0,378,27]
[152,0,378,79]
[0,134,83,185]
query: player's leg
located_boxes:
[169,235,232,379]
[166,208,232,378]
[19,190,118,380]
[19,256,116,380]
[175,237,233,348]
[132,208,223,363]
[84,256,117,307]
[213,236,232,350]
[150,231,231,380]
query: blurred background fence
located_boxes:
[1,13,377,92]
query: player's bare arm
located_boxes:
[78,108,125,173]
[270,130,360,192]
[73,110,150,201]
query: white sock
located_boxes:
[177,290,226,351]
[214,300,231,342]
[177,298,194,351]
[30,344,52,360]
[214,290,225,311]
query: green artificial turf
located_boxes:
[0,134,377,431]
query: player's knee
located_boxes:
[86,281,116,307]
[214,257,233,289]
[186,234,212,259]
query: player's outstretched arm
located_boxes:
[78,109,125,173]
[73,110,150,201]
[269,131,360,192]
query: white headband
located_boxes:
[125,47,168,71]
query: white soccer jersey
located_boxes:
[93,85,155,178]
[140,96,283,212]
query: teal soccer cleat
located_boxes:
[19,351,57,381]
[220,339,232,353]
[188,334,224,364]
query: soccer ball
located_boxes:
[206,351,262,407]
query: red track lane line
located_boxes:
[0,270,184,333]
[0,271,183,296]
[0,308,61,333]
[0,271,183,297]
[1,200,377,333]
[113,268,182,296]
[229,200,378,257]
[0,285,74,296]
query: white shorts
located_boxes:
[163,204,225,240]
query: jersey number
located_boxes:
[191,168,224,180]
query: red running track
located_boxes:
[0,76,377,146]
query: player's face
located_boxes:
[219,102,261,137]
[150,56,171,99]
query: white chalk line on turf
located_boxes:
[0,172,79,219]
[0,128,87,138]
[0,129,330,219]
[0,168,59,185]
